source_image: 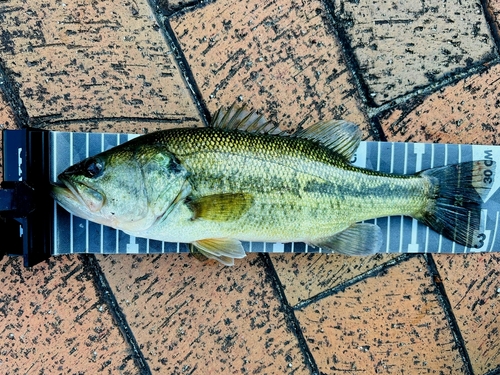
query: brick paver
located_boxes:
[331,0,497,105]
[0,90,16,182]
[295,256,467,374]
[270,253,398,306]
[170,0,370,134]
[98,254,311,374]
[379,64,500,144]
[0,256,140,374]
[435,254,500,374]
[0,0,201,127]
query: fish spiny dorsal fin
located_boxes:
[293,120,362,162]
[210,103,282,135]
[211,103,361,159]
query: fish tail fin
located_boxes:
[416,160,495,248]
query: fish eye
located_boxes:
[83,158,103,178]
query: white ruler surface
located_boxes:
[50,131,500,255]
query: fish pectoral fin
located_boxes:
[309,223,382,256]
[293,120,361,162]
[187,193,253,221]
[190,238,246,266]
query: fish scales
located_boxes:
[130,127,428,241]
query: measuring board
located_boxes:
[48,131,500,256]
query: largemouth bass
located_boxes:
[52,105,495,265]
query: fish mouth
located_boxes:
[51,177,104,214]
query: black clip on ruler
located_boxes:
[0,129,52,266]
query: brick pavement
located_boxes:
[0,0,499,374]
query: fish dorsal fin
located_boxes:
[190,238,246,266]
[293,120,362,161]
[210,103,282,135]
[211,103,361,160]
[187,193,254,222]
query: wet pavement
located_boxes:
[1,0,500,374]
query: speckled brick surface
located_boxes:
[1,0,500,374]
[488,0,500,31]
[0,93,15,129]
[330,0,496,105]
[270,253,398,306]
[97,253,311,374]
[0,90,17,182]
[0,0,201,127]
[0,256,140,374]
[170,0,370,134]
[295,256,467,374]
[434,254,500,374]
[379,64,500,144]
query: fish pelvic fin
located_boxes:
[309,223,382,256]
[416,160,496,249]
[190,238,246,266]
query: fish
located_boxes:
[51,104,496,265]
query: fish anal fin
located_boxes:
[190,238,246,266]
[294,120,362,161]
[188,193,253,222]
[310,223,382,256]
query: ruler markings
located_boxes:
[489,212,499,252]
